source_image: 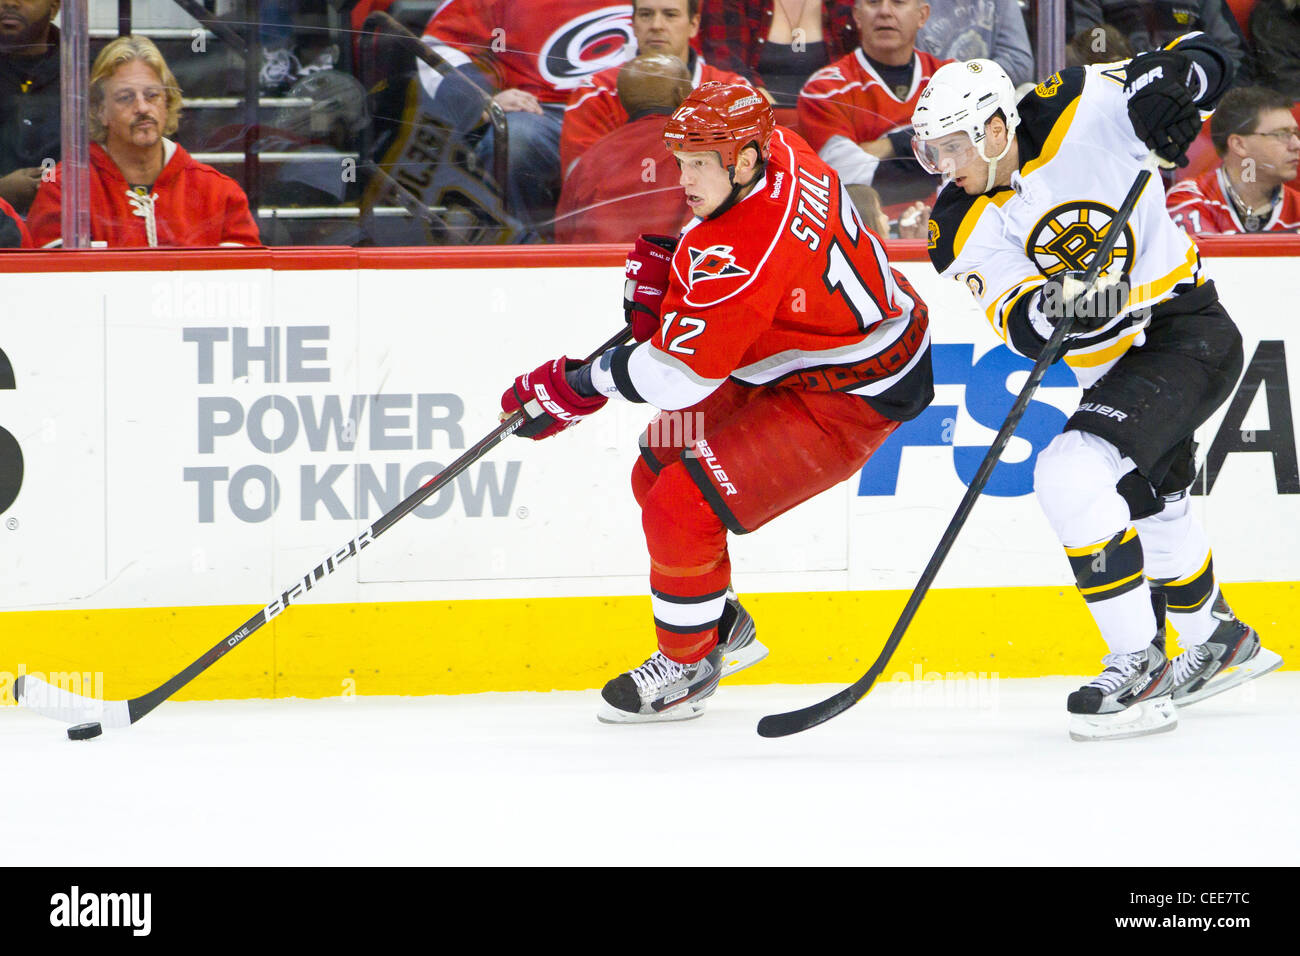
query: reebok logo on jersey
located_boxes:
[687,245,750,284]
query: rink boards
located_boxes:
[1,241,1297,702]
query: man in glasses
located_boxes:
[27,35,259,248]
[1167,87,1300,234]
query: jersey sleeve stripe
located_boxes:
[627,343,724,410]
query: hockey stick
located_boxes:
[757,163,1156,738]
[16,326,634,734]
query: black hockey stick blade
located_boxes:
[758,166,1154,739]
[19,325,635,732]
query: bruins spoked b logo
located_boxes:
[1026,201,1136,278]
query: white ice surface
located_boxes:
[6,675,1298,866]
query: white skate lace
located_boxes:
[1172,644,1209,683]
[1090,651,1144,694]
[629,653,685,695]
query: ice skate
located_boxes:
[1170,594,1284,707]
[598,648,724,723]
[1067,641,1177,741]
[717,590,769,678]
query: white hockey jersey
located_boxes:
[927,61,1211,388]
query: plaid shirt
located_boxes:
[697,0,860,86]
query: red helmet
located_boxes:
[663,81,775,169]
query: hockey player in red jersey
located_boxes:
[501,82,934,722]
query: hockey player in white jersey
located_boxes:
[910,37,1284,740]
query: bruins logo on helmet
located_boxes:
[1026,201,1136,279]
[967,62,983,73]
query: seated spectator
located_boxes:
[0,195,31,247]
[0,0,61,216]
[1071,0,1248,76]
[555,53,694,243]
[1065,23,1134,65]
[418,1,636,239]
[1166,87,1300,233]
[1250,0,1300,97]
[797,0,948,202]
[916,0,1034,86]
[698,0,862,106]
[562,0,749,180]
[845,182,929,237]
[27,36,260,248]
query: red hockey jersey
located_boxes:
[0,196,30,248]
[616,127,932,421]
[560,54,748,178]
[555,114,689,243]
[27,141,260,248]
[423,0,634,101]
[797,48,949,152]
[1166,166,1300,234]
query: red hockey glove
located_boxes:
[623,234,677,342]
[501,357,608,440]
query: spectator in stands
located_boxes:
[0,0,61,216]
[1166,86,1300,233]
[562,0,750,180]
[1251,0,1300,97]
[1065,23,1134,65]
[797,0,949,203]
[0,195,31,247]
[27,36,260,247]
[846,182,930,237]
[417,1,636,239]
[1071,0,1248,75]
[698,0,861,106]
[916,0,1034,86]
[556,53,694,243]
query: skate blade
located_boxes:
[720,638,769,679]
[596,698,707,724]
[1069,697,1178,742]
[1176,647,1285,708]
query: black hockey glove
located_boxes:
[1124,51,1201,168]
[1037,271,1130,332]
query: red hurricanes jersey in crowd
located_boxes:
[0,196,30,248]
[555,114,689,243]
[797,49,949,151]
[560,54,748,177]
[1166,166,1300,234]
[27,141,260,248]
[619,127,932,421]
[423,0,634,101]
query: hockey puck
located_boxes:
[67,722,103,741]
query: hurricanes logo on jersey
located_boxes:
[687,245,751,283]
[1026,201,1136,278]
[538,8,634,88]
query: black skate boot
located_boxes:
[1170,593,1283,706]
[717,589,769,678]
[1067,639,1177,741]
[597,648,724,723]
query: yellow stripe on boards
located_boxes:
[2,584,1295,704]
